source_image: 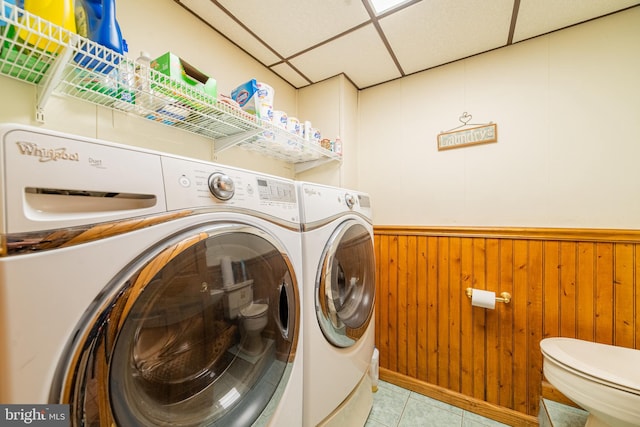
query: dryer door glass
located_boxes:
[54,223,299,427]
[316,220,375,347]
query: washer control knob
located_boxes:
[345,193,356,209]
[208,172,235,200]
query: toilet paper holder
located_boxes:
[465,288,511,304]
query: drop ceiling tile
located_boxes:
[289,24,401,89]
[270,63,311,89]
[217,0,371,58]
[180,0,639,89]
[179,0,281,65]
[513,0,640,42]
[379,0,514,74]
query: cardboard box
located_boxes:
[151,52,217,99]
[231,79,274,119]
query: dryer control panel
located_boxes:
[161,156,299,223]
[297,182,373,225]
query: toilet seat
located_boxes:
[240,303,268,319]
[540,338,640,396]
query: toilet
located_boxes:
[223,280,269,356]
[540,337,640,427]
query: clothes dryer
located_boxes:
[0,124,303,427]
[297,182,376,426]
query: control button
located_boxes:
[178,175,191,187]
[345,193,356,209]
[208,172,235,200]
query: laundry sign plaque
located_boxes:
[437,123,498,150]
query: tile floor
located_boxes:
[365,381,589,427]
[365,381,509,427]
[541,399,588,427]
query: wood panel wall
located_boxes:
[374,226,640,421]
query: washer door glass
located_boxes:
[316,220,375,347]
[54,223,299,427]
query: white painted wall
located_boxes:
[297,75,359,189]
[2,2,637,224]
[358,7,640,229]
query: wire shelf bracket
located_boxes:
[35,34,79,123]
[294,157,336,174]
[214,129,263,153]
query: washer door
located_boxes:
[51,222,299,427]
[316,220,375,347]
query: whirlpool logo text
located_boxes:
[15,142,80,163]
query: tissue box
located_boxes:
[231,79,274,120]
[151,52,217,99]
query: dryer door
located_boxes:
[51,222,299,427]
[316,219,375,347]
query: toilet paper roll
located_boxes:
[287,117,301,136]
[471,289,495,309]
[221,256,234,287]
[303,120,312,141]
[256,82,274,104]
[272,110,287,128]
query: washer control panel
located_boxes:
[161,156,299,222]
[256,177,297,204]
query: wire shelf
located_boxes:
[0,2,67,84]
[0,0,340,169]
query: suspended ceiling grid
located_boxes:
[175,0,640,89]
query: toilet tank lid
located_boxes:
[223,279,254,292]
[541,338,640,393]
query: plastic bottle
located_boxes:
[113,58,135,111]
[75,0,123,53]
[73,0,90,38]
[20,0,77,52]
[74,0,125,73]
[370,347,379,392]
[334,136,343,156]
[134,51,169,117]
[134,51,152,112]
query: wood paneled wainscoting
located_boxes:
[374,226,640,426]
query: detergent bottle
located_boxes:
[20,0,77,52]
[75,0,124,54]
[74,0,125,72]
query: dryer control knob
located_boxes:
[345,193,356,209]
[208,172,235,200]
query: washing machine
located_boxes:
[0,123,303,427]
[297,182,376,426]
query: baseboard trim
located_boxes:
[380,368,539,427]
